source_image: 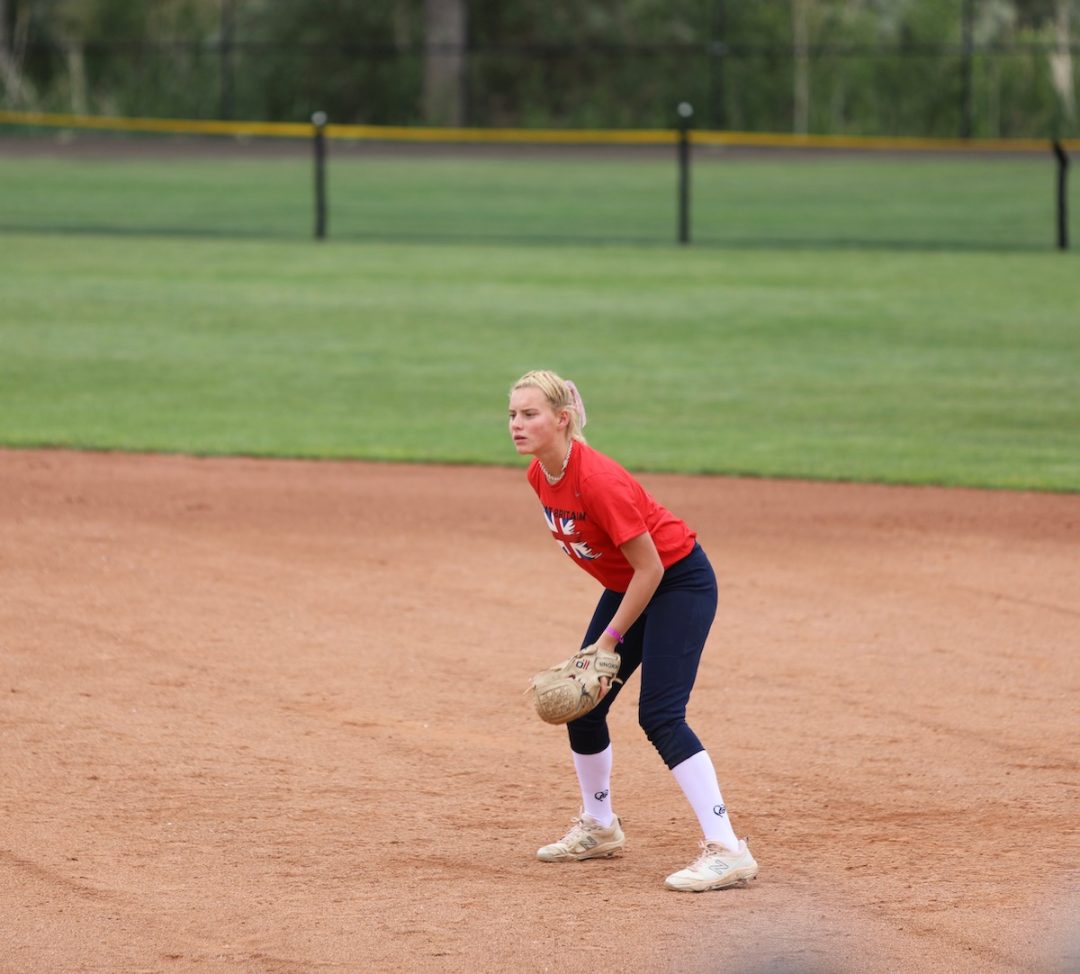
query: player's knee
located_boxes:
[640,714,679,759]
[568,711,609,755]
[640,712,701,769]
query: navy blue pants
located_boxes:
[568,543,718,770]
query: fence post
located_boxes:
[312,111,328,241]
[677,102,694,245]
[219,0,235,120]
[960,0,975,138]
[1053,141,1069,251]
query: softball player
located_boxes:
[508,370,759,892]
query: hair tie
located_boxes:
[565,380,587,429]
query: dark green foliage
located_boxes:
[1,0,1078,136]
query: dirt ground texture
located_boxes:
[1,449,1077,974]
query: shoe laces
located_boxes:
[690,839,734,868]
[559,814,598,844]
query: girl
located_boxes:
[508,369,758,892]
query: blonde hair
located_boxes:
[511,370,588,444]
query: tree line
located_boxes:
[1,0,1076,138]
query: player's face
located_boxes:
[508,386,565,456]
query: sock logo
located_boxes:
[594,790,609,802]
[713,804,727,817]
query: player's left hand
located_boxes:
[529,645,623,725]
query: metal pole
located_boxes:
[1053,140,1069,251]
[312,111,328,241]
[960,0,975,138]
[677,102,693,245]
[219,0,235,120]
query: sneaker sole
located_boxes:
[664,864,759,892]
[537,841,625,863]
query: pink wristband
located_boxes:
[604,625,625,644]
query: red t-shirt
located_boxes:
[526,441,696,592]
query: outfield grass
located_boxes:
[2,228,1077,491]
[0,143,1072,249]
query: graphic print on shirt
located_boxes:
[543,506,600,562]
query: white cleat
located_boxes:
[664,838,759,892]
[537,813,625,862]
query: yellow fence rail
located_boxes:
[2,109,1078,154]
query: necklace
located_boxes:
[539,440,573,485]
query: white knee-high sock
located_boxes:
[572,745,614,826]
[670,749,740,852]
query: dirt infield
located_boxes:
[1,449,1077,974]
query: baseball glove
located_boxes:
[529,644,623,725]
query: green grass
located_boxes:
[0,146,1072,249]
[2,228,1077,491]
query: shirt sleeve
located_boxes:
[583,472,649,549]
